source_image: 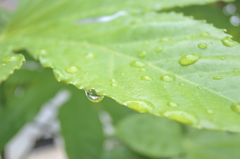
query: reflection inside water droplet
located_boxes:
[85,89,104,102]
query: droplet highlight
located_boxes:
[141,76,152,81]
[85,90,104,103]
[179,53,201,66]
[161,74,175,82]
[65,66,80,74]
[221,36,236,47]
[130,60,146,68]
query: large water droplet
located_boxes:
[221,36,236,47]
[168,102,178,108]
[124,101,153,113]
[2,55,21,63]
[163,111,197,125]
[212,76,223,80]
[130,61,146,68]
[141,76,152,81]
[160,74,175,82]
[179,53,201,66]
[65,66,80,74]
[231,103,240,114]
[198,43,207,49]
[138,51,146,58]
[85,90,104,103]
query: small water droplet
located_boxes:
[138,51,147,58]
[141,76,152,81]
[160,74,175,82]
[65,66,80,74]
[139,68,146,72]
[221,36,236,47]
[124,101,153,113]
[159,37,170,42]
[200,32,210,37]
[233,69,240,72]
[40,49,47,55]
[156,46,163,52]
[110,79,116,82]
[110,83,118,87]
[221,57,225,60]
[212,76,223,80]
[198,43,208,49]
[231,103,240,114]
[85,90,104,102]
[206,110,214,114]
[85,52,96,59]
[2,55,21,63]
[130,60,146,68]
[199,74,204,77]
[197,86,203,90]
[168,102,178,108]
[163,111,197,125]
[180,83,185,86]
[179,53,201,66]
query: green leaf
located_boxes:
[116,114,184,158]
[0,8,12,32]
[1,1,240,132]
[0,68,63,151]
[58,86,105,159]
[183,128,240,159]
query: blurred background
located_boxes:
[0,0,240,159]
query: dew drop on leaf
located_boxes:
[110,79,117,82]
[130,60,146,68]
[2,55,21,63]
[179,53,201,66]
[85,52,96,59]
[65,66,80,74]
[231,103,240,114]
[206,110,214,114]
[233,69,240,72]
[198,43,208,49]
[141,76,152,81]
[138,51,147,58]
[212,76,223,80]
[124,101,153,113]
[139,68,146,72]
[160,74,175,82]
[163,111,197,125]
[110,83,118,87]
[221,57,225,60]
[156,46,163,52]
[199,74,204,77]
[197,86,203,90]
[221,36,236,47]
[159,37,170,42]
[167,102,178,108]
[85,90,104,103]
[200,32,210,37]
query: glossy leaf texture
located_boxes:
[116,114,184,158]
[1,0,240,132]
[0,68,63,151]
[58,86,105,159]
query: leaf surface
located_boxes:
[1,1,240,132]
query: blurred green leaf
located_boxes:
[58,86,105,159]
[183,128,240,159]
[116,114,184,158]
[0,8,12,32]
[0,68,63,151]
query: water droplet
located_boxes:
[124,101,153,113]
[221,36,236,47]
[139,68,146,72]
[85,52,96,59]
[164,111,197,125]
[161,74,175,82]
[198,43,207,49]
[179,53,201,66]
[130,61,146,68]
[138,51,147,58]
[221,57,225,60]
[159,37,170,42]
[110,83,118,87]
[85,90,104,103]
[200,32,210,37]
[2,55,21,63]
[168,102,178,108]
[231,103,240,114]
[141,76,152,81]
[197,86,203,90]
[180,83,185,86]
[199,74,204,77]
[156,46,163,52]
[40,49,47,55]
[110,79,116,82]
[212,76,223,80]
[206,110,214,114]
[65,66,80,74]
[233,69,240,72]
